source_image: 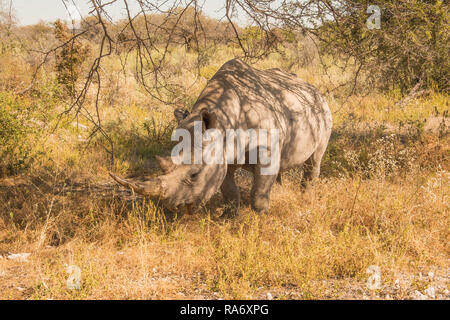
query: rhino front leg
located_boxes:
[251,168,278,213]
[220,167,240,218]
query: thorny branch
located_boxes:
[19,0,447,166]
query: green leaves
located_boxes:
[318,0,449,93]
[0,92,43,176]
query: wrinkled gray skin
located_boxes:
[110,59,332,217]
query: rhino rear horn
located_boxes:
[109,172,162,197]
[155,155,175,174]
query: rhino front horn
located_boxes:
[109,172,163,197]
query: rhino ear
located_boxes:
[200,109,215,130]
[155,155,175,174]
[174,108,189,124]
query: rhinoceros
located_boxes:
[110,59,332,217]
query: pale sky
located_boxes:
[8,0,228,26]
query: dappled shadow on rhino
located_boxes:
[109,59,333,218]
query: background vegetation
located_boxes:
[0,0,448,299]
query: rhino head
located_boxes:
[110,108,227,214]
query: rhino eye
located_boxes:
[189,168,201,181]
[190,171,199,180]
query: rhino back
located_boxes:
[192,59,332,169]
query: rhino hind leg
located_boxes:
[301,144,327,189]
[250,168,278,214]
[276,173,282,185]
[220,167,240,218]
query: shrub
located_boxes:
[322,121,422,179]
[0,92,42,175]
[53,20,90,97]
[318,0,449,93]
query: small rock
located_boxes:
[7,253,30,262]
[413,290,428,300]
[71,122,87,130]
[427,271,434,280]
[425,287,436,299]
[267,292,273,300]
[394,279,400,289]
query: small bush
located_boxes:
[53,20,90,97]
[0,92,42,175]
[322,121,424,179]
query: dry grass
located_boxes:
[0,40,449,300]
[0,142,448,299]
